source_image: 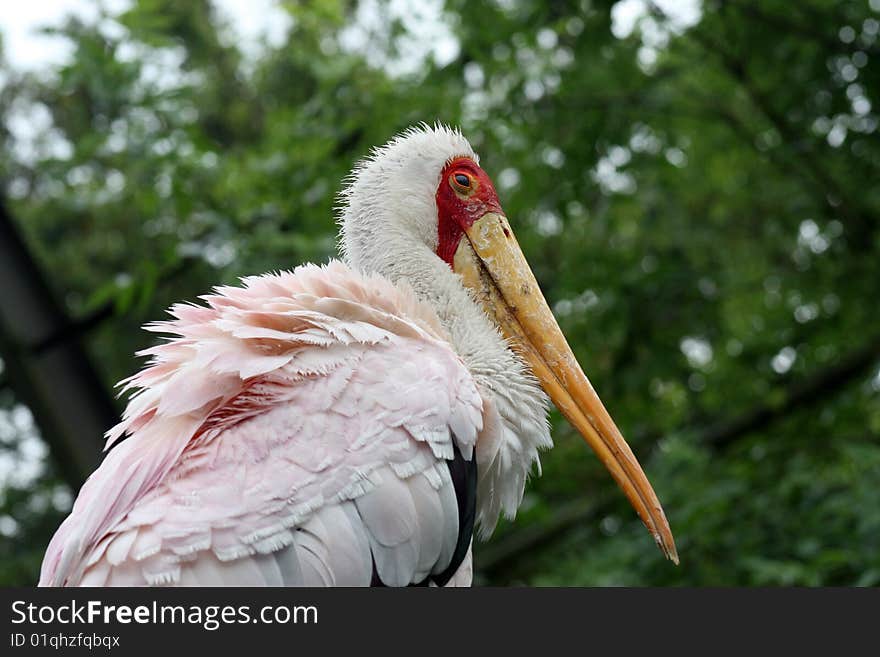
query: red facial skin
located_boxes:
[435,157,504,267]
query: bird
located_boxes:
[39,124,677,587]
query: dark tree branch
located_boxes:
[0,198,118,489]
[29,302,117,356]
[703,333,880,449]
[30,254,199,356]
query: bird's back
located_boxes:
[39,262,483,586]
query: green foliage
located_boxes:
[1,0,878,585]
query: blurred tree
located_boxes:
[0,0,878,585]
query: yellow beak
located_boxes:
[454,212,678,563]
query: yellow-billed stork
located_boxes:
[39,124,676,587]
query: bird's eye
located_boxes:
[450,172,473,193]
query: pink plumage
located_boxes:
[40,262,484,586]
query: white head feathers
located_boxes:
[337,123,476,276]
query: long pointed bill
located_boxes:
[454,212,678,563]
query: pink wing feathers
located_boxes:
[39,261,483,586]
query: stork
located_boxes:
[39,124,676,587]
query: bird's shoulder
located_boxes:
[39,261,484,586]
